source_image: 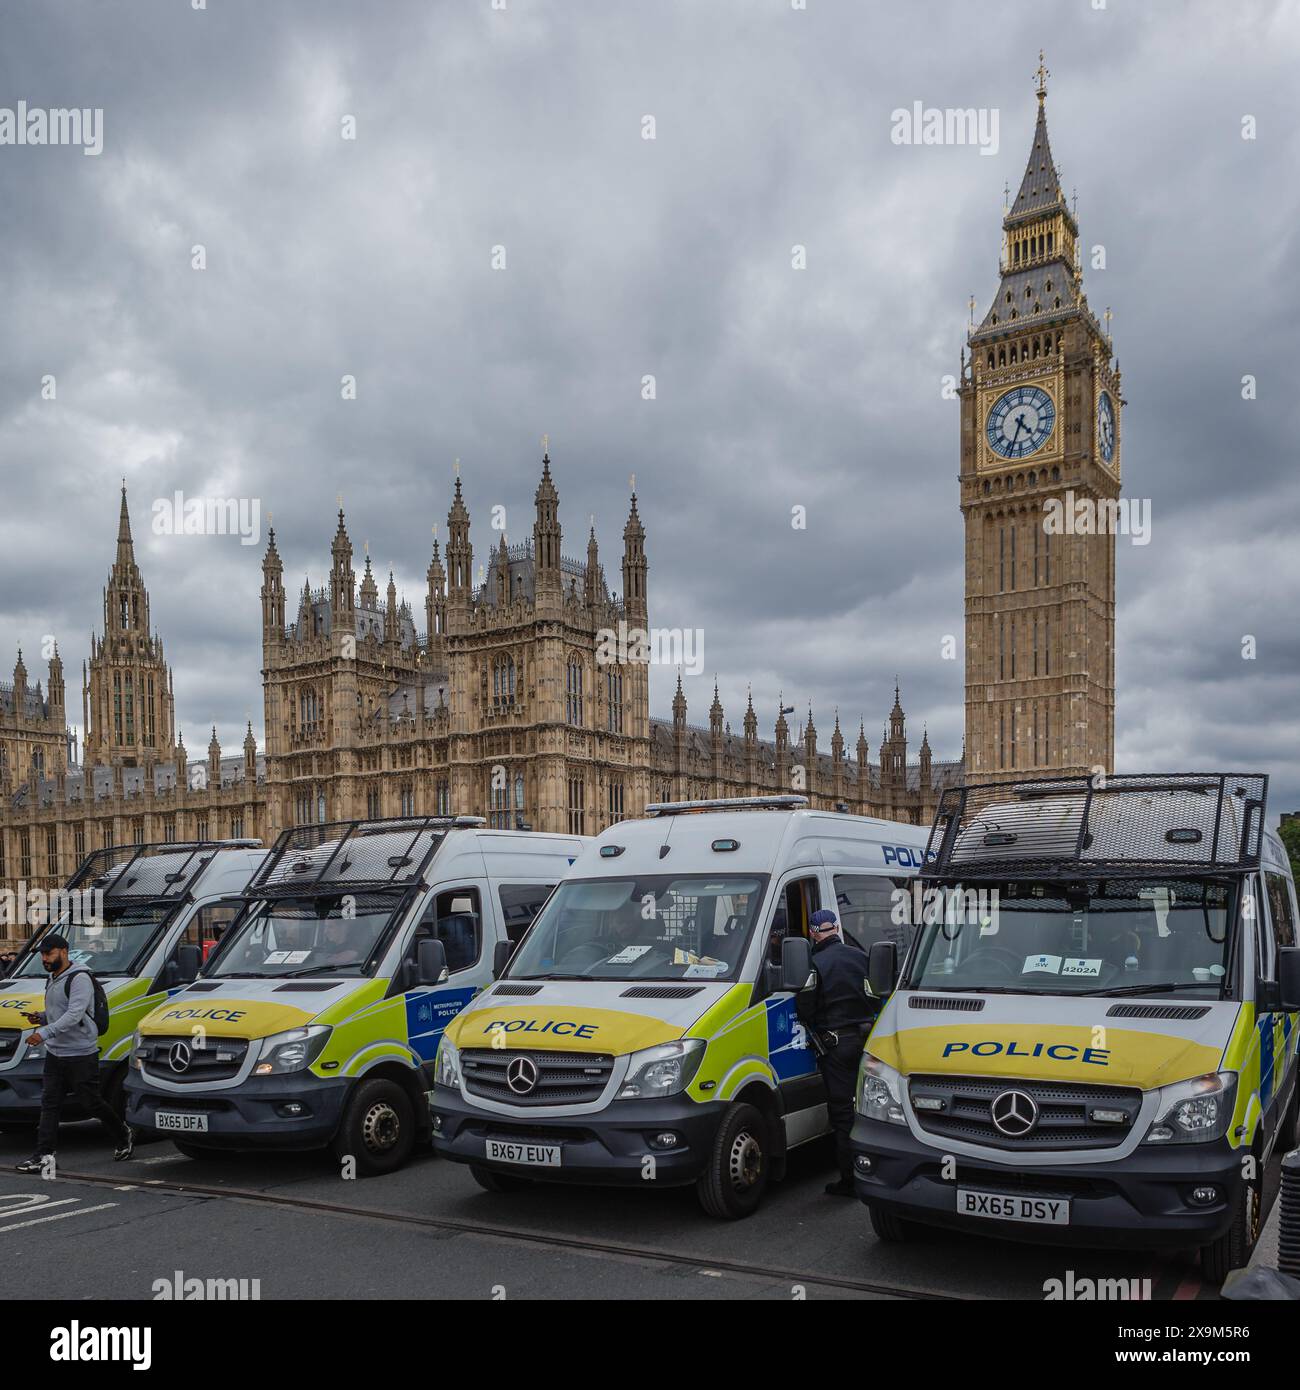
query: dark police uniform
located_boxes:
[809,934,872,1187]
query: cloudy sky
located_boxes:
[2,0,1298,817]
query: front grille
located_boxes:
[140,1035,249,1084]
[909,1073,1141,1151]
[461,1049,613,1107]
[0,1029,21,1061]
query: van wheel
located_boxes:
[332,1079,414,1177]
[469,1164,535,1193]
[697,1102,769,1219]
[868,1203,914,1243]
[1200,1160,1262,1285]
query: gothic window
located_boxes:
[489,773,511,829]
[997,346,1005,365]
[436,779,450,816]
[492,654,517,709]
[120,596,130,630]
[114,672,123,744]
[608,779,625,824]
[1009,522,1017,591]
[1044,614,1051,675]
[606,670,624,733]
[566,657,584,726]
[999,527,1006,591]
[986,352,994,369]
[515,773,525,812]
[32,748,45,779]
[366,786,381,818]
[567,775,586,835]
[998,712,1006,771]
[125,673,135,744]
[317,790,327,824]
[399,785,414,817]
[998,618,1005,681]
[1010,617,1016,679]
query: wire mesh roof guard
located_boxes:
[64,840,262,901]
[922,773,1269,878]
[246,816,483,897]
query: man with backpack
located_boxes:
[15,933,134,1172]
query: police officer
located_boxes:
[805,908,871,1196]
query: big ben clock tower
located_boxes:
[960,55,1120,782]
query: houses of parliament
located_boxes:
[0,68,1119,911]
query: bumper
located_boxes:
[429,1082,725,1187]
[850,1115,1242,1250]
[124,1067,350,1151]
[0,1057,116,1122]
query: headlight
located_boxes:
[1143,1071,1237,1145]
[857,1055,907,1125]
[434,1035,462,1089]
[616,1039,705,1100]
[254,1025,331,1076]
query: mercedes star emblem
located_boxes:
[167,1041,192,1074]
[989,1087,1038,1137]
[506,1055,539,1095]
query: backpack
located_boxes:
[61,967,111,1037]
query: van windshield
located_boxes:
[905,878,1237,997]
[507,875,769,982]
[206,892,405,978]
[14,904,175,978]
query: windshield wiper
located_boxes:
[1077,982,1182,997]
[278,964,353,978]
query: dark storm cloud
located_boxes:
[2,0,1297,812]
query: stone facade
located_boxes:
[960,77,1119,781]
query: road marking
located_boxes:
[0,1202,118,1234]
[0,1195,80,1214]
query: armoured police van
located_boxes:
[125,817,584,1174]
[0,840,268,1131]
[429,796,931,1217]
[851,773,1300,1283]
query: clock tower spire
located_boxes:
[959,63,1121,782]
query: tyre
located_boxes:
[696,1101,770,1219]
[331,1078,414,1177]
[1200,1159,1262,1285]
[868,1202,914,1243]
[469,1164,535,1193]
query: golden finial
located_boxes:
[1002,180,1010,214]
[968,294,976,325]
[541,433,548,454]
[1035,50,1049,100]
[454,457,460,477]
[336,493,343,509]
[1104,306,1113,343]
[629,472,636,493]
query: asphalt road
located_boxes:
[0,1118,1256,1301]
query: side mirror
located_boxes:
[175,944,201,984]
[1278,946,1300,1012]
[781,936,813,993]
[493,939,513,980]
[868,941,898,998]
[417,937,449,986]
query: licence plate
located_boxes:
[486,1139,560,1167]
[956,1187,1070,1225]
[156,1111,209,1133]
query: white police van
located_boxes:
[431,796,932,1216]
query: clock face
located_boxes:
[1097,389,1116,463]
[986,385,1056,460]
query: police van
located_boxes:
[851,773,1300,1283]
[429,796,931,1217]
[125,816,584,1174]
[0,840,268,1132]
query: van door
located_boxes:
[1262,868,1299,1145]
[154,898,245,994]
[761,872,823,1134]
[398,882,492,1062]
